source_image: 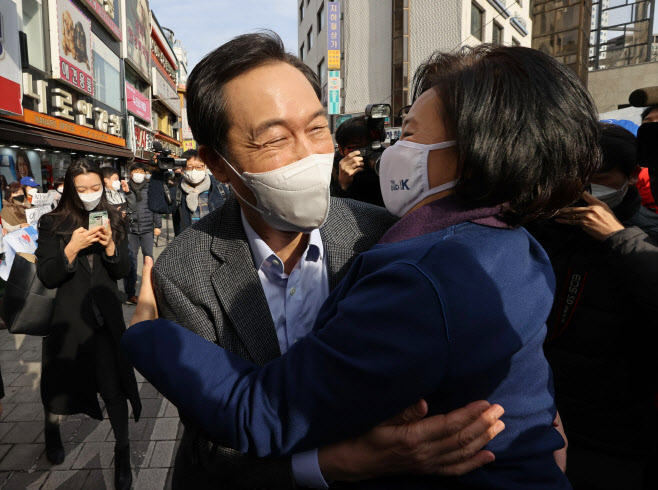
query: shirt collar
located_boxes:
[240,211,324,274]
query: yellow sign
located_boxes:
[183,140,197,151]
[328,50,340,70]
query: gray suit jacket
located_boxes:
[153,194,397,489]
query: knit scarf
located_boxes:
[129,179,147,202]
[180,175,211,213]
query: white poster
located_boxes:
[31,192,56,208]
[25,206,51,225]
[0,225,38,281]
[56,0,94,95]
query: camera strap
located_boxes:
[548,266,588,342]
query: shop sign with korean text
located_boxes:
[83,0,121,40]
[16,70,124,142]
[123,0,150,80]
[126,81,151,121]
[0,0,22,115]
[152,64,180,116]
[51,0,94,96]
[327,1,340,69]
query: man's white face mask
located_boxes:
[220,151,334,233]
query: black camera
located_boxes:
[151,141,176,171]
[356,104,391,175]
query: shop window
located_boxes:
[471,3,484,41]
[92,35,121,111]
[317,3,325,34]
[317,58,326,85]
[493,22,503,44]
[22,0,46,71]
[307,27,314,51]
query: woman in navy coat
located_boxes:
[123,45,601,488]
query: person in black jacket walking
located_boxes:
[35,160,141,490]
[124,163,161,304]
[527,123,658,490]
[148,150,229,236]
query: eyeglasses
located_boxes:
[185,165,206,171]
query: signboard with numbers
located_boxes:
[327,1,340,69]
[55,0,94,95]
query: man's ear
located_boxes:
[200,145,228,183]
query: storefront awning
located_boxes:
[0,119,134,159]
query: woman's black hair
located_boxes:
[74,22,89,63]
[598,123,637,177]
[412,44,601,224]
[42,160,125,241]
[335,116,369,148]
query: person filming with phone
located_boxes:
[35,160,141,490]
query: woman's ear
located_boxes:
[200,146,229,184]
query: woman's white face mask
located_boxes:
[379,140,457,217]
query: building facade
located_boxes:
[298,0,532,127]
[0,0,186,190]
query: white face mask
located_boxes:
[111,180,122,191]
[221,152,334,233]
[183,169,207,185]
[145,174,151,180]
[78,189,104,211]
[590,182,628,209]
[132,173,145,184]
[379,140,457,217]
[57,187,64,194]
[27,188,38,197]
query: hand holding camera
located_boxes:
[339,150,365,190]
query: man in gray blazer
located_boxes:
[149,32,505,489]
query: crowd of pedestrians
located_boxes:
[0,31,656,490]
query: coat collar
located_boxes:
[379,194,513,244]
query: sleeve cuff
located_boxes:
[292,449,329,489]
[62,249,77,272]
[103,248,120,263]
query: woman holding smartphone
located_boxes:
[36,160,141,490]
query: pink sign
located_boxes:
[83,0,121,40]
[60,57,93,95]
[126,81,151,121]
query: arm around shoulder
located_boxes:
[123,261,449,458]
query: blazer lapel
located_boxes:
[209,197,281,366]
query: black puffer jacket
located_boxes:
[527,189,658,489]
[125,181,162,235]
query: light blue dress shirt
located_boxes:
[241,212,330,489]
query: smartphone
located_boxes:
[88,210,109,231]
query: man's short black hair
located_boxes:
[129,163,144,173]
[182,149,199,161]
[335,116,369,148]
[101,167,119,180]
[599,122,637,177]
[641,105,658,120]
[187,31,321,157]
[412,44,600,224]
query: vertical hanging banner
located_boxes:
[328,70,340,115]
[55,0,94,95]
[327,1,340,69]
[125,0,150,80]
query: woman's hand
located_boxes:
[555,192,625,241]
[97,221,115,256]
[130,256,159,326]
[65,227,101,263]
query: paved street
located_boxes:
[0,223,180,489]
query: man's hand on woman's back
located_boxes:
[318,399,505,481]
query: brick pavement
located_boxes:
[0,222,181,489]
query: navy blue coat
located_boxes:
[123,199,569,489]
